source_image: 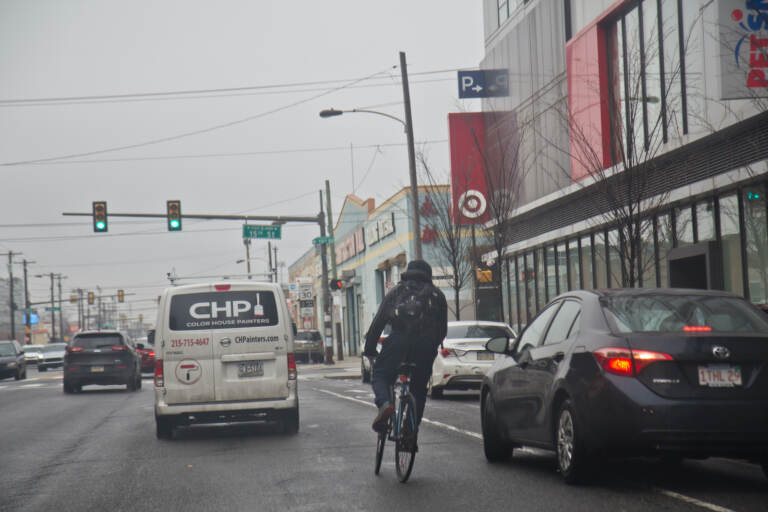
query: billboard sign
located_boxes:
[448,112,490,225]
[719,0,768,99]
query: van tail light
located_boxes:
[111,345,128,351]
[67,346,83,353]
[593,347,674,377]
[287,353,297,380]
[154,359,164,387]
[149,351,155,358]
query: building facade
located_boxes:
[477,0,768,332]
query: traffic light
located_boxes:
[117,289,124,303]
[166,200,182,231]
[329,279,343,291]
[92,201,108,232]
[87,291,95,305]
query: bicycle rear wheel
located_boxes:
[375,429,386,475]
[395,393,418,483]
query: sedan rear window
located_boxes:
[40,344,66,353]
[601,294,768,334]
[72,334,123,349]
[446,325,513,339]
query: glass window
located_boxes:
[608,229,623,287]
[543,300,582,345]
[568,239,580,290]
[536,248,546,311]
[72,334,123,349]
[580,235,593,289]
[623,7,644,160]
[657,213,673,286]
[640,218,656,287]
[447,324,515,339]
[497,0,509,27]
[515,302,560,353]
[601,293,768,333]
[642,0,663,150]
[524,253,535,324]
[675,205,694,246]
[680,0,703,135]
[557,243,568,294]
[546,246,557,301]
[594,231,608,288]
[720,194,744,296]
[508,258,520,333]
[744,187,768,304]
[661,0,683,138]
[696,199,715,242]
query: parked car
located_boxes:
[0,340,26,380]
[23,344,44,365]
[480,289,768,484]
[361,323,391,383]
[429,321,516,398]
[63,331,141,393]
[136,330,156,373]
[294,329,324,363]
[37,343,66,372]
[153,282,299,439]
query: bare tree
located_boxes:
[417,158,474,320]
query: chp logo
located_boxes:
[457,190,488,219]
[175,359,202,385]
[189,298,265,319]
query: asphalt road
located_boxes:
[0,365,766,512]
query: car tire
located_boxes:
[127,375,137,392]
[284,405,300,435]
[361,359,371,383]
[21,368,26,379]
[14,368,22,380]
[556,399,591,485]
[63,380,74,394]
[481,392,513,463]
[156,416,174,440]
[429,381,444,399]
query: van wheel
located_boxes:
[127,375,137,391]
[284,406,299,435]
[63,381,74,394]
[156,416,174,439]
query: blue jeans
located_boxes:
[371,330,437,424]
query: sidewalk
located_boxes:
[296,355,362,380]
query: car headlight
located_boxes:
[7,362,17,368]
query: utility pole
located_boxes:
[21,260,35,344]
[400,51,422,260]
[319,190,338,363]
[267,242,273,283]
[272,245,278,283]
[47,273,56,341]
[243,238,252,279]
[2,251,21,341]
[324,179,338,364]
[57,275,66,341]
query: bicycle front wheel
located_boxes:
[375,429,386,475]
[395,393,418,483]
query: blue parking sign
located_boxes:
[458,69,509,99]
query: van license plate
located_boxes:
[697,364,742,387]
[91,366,104,373]
[238,361,263,378]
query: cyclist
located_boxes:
[363,259,448,433]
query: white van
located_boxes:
[153,282,298,438]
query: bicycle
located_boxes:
[374,361,419,483]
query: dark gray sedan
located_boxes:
[480,289,768,484]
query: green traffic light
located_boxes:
[95,221,106,230]
[170,219,180,229]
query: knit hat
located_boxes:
[402,259,432,282]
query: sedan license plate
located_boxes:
[476,352,494,361]
[238,361,263,378]
[697,364,742,387]
[91,366,104,373]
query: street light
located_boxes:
[236,257,274,282]
[318,52,422,259]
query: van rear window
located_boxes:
[169,291,279,331]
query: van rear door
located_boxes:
[207,284,289,402]
[163,287,215,404]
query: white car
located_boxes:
[37,343,67,371]
[23,344,44,365]
[429,321,516,398]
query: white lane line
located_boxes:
[19,383,44,388]
[653,489,737,512]
[317,387,735,512]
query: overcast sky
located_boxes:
[0,0,484,324]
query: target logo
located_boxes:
[458,190,488,219]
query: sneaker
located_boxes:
[372,403,394,432]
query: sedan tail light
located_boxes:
[66,346,84,353]
[593,347,673,377]
[440,347,467,358]
[111,345,128,351]
[154,359,164,387]
[287,353,297,380]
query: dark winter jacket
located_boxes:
[363,261,448,358]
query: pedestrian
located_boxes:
[363,259,448,432]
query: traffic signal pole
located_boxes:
[318,191,336,364]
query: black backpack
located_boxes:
[393,282,436,333]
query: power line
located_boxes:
[0,67,396,167]
[0,68,459,105]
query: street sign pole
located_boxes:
[318,190,336,364]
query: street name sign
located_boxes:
[45,306,61,312]
[458,69,509,98]
[243,224,281,240]
[312,236,334,246]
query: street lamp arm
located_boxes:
[319,108,406,128]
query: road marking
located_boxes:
[19,383,44,388]
[317,387,736,512]
[653,489,737,512]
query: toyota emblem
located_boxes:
[712,345,731,360]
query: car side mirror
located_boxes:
[486,337,510,354]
